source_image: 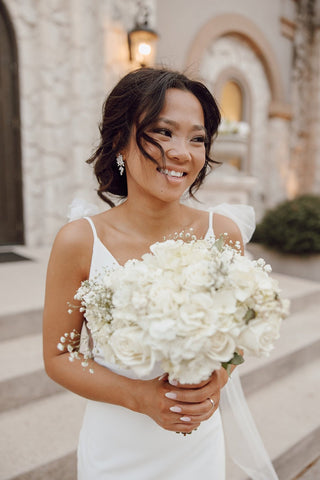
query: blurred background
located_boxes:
[0,1,319,479]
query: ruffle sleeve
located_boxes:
[67,197,100,222]
[208,203,256,245]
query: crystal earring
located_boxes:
[116,153,125,176]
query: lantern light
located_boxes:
[128,3,159,67]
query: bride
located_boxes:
[43,67,277,479]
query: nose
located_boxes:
[166,139,192,161]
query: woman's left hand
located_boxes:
[163,368,229,429]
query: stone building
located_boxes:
[1,0,320,247]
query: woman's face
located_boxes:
[123,88,207,205]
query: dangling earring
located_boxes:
[116,153,125,176]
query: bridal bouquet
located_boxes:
[60,236,289,384]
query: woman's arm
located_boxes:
[43,220,140,410]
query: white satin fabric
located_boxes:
[69,199,278,480]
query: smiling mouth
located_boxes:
[157,168,187,178]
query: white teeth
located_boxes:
[160,169,184,177]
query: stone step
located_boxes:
[227,358,320,480]
[0,332,63,413]
[240,301,320,395]
[293,455,320,480]
[0,392,86,480]
[1,293,318,414]
[0,309,43,342]
[0,246,49,318]
[271,272,320,314]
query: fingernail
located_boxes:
[170,406,182,413]
[158,373,167,381]
[180,416,191,422]
[169,379,178,386]
[165,392,177,399]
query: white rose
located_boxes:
[108,326,156,376]
[238,316,282,356]
[205,331,236,362]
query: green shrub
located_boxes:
[251,194,320,255]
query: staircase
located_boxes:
[0,261,319,479]
[227,273,320,479]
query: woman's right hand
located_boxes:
[133,373,220,434]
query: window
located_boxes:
[221,80,243,122]
[218,80,248,170]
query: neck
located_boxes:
[119,196,187,241]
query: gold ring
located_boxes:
[208,397,215,408]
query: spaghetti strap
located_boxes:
[84,216,98,241]
[205,211,215,240]
[208,210,213,231]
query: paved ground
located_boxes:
[0,245,50,315]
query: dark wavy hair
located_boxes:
[87,67,221,207]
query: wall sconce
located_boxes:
[128,2,159,67]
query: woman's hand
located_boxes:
[133,369,229,434]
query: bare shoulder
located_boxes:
[49,218,93,279]
[53,218,92,249]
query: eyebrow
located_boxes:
[157,117,207,133]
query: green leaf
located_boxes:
[221,352,244,373]
[243,308,256,324]
[230,351,244,365]
[214,235,226,252]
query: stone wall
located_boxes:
[5,0,155,246]
[310,28,320,195]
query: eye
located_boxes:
[191,135,206,143]
[152,128,172,137]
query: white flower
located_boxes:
[181,260,213,289]
[212,289,237,315]
[205,331,236,362]
[238,316,282,356]
[108,327,156,376]
[163,354,221,384]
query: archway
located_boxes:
[185,13,291,119]
[0,1,23,245]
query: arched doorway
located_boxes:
[0,1,23,245]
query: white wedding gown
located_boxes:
[74,203,279,480]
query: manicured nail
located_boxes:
[165,392,177,400]
[158,373,167,381]
[170,406,182,413]
[169,379,178,386]
[180,416,191,422]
